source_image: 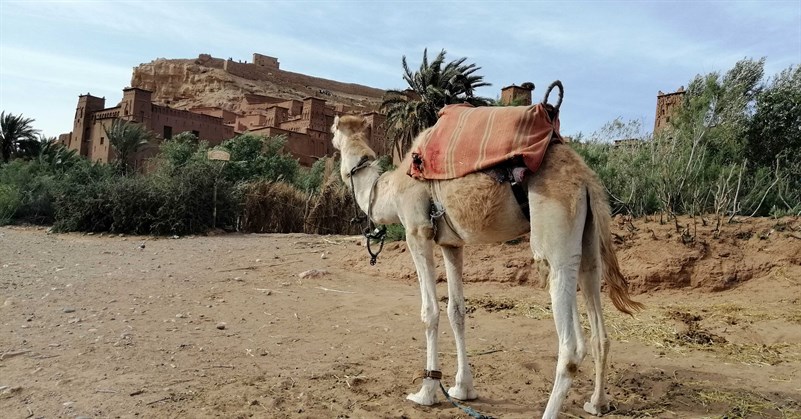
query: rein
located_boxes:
[347,156,387,266]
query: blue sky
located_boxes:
[1,0,799,139]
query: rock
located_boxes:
[63,307,76,313]
[176,313,186,319]
[216,322,227,330]
[298,269,328,279]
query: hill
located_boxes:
[130,52,386,114]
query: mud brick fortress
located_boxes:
[58,51,683,168]
[59,53,387,168]
[60,88,234,165]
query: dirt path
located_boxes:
[1,219,800,418]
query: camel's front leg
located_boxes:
[441,245,478,401]
[405,227,441,406]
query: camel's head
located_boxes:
[331,114,369,151]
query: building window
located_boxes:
[163,126,173,139]
[100,136,104,145]
[192,130,200,139]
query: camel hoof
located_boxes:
[583,401,611,416]
[447,386,478,401]
[406,391,437,406]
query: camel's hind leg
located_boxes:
[441,245,478,401]
[579,212,612,415]
[405,225,441,406]
[529,185,587,419]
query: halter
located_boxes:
[347,155,387,265]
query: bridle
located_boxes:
[347,155,387,265]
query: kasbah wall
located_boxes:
[60,88,234,170]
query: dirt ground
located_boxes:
[1,216,800,418]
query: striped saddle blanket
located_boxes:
[407,103,563,180]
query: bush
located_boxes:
[385,223,406,242]
[0,184,21,225]
[219,134,300,184]
[296,157,328,193]
[304,177,362,235]
[50,160,115,232]
[240,181,306,233]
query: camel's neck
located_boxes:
[342,152,398,225]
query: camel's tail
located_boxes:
[586,178,645,315]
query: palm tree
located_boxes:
[14,134,54,160]
[380,49,492,157]
[37,138,81,170]
[0,111,40,163]
[104,119,153,174]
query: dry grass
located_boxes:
[304,178,362,236]
[603,303,801,366]
[240,181,307,233]
[695,388,795,419]
[240,179,362,235]
[458,295,801,366]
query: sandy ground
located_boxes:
[1,217,800,418]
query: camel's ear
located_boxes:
[331,115,340,134]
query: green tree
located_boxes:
[104,119,154,174]
[14,134,56,161]
[670,58,765,163]
[381,49,491,157]
[219,133,300,183]
[36,137,81,171]
[0,111,40,163]
[159,131,204,170]
[746,65,801,187]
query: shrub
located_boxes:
[384,223,406,242]
[219,134,300,183]
[296,157,328,193]
[0,184,21,225]
[240,181,306,233]
[304,177,362,235]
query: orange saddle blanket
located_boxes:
[407,103,563,180]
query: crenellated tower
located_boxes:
[70,94,106,155]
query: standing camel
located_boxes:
[331,108,642,418]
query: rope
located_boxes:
[438,382,496,419]
[347,155,387,265]
[348,156,371,224]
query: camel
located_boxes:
[331,111,643,418]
